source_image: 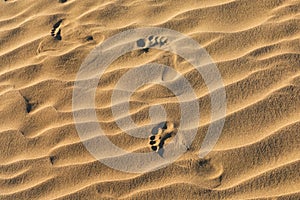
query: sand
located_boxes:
[0,0,300,199]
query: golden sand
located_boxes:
[0,0,299,199]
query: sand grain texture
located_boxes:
[0,0,300,199]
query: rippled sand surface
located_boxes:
[1,0,300,199]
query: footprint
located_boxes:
[148,35,168,47]
[149,128,163,151]
[149,121,176,152]
[176,156,224,188]
[49,155,57,165]
[23,96,33,113]
[136,39,146,48]
[51,19,63,40]
[136,35,168,53]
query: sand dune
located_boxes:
[1,0,300,199]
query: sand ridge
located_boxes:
[0,0,300,199]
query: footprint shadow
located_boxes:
[51,19,63,40]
